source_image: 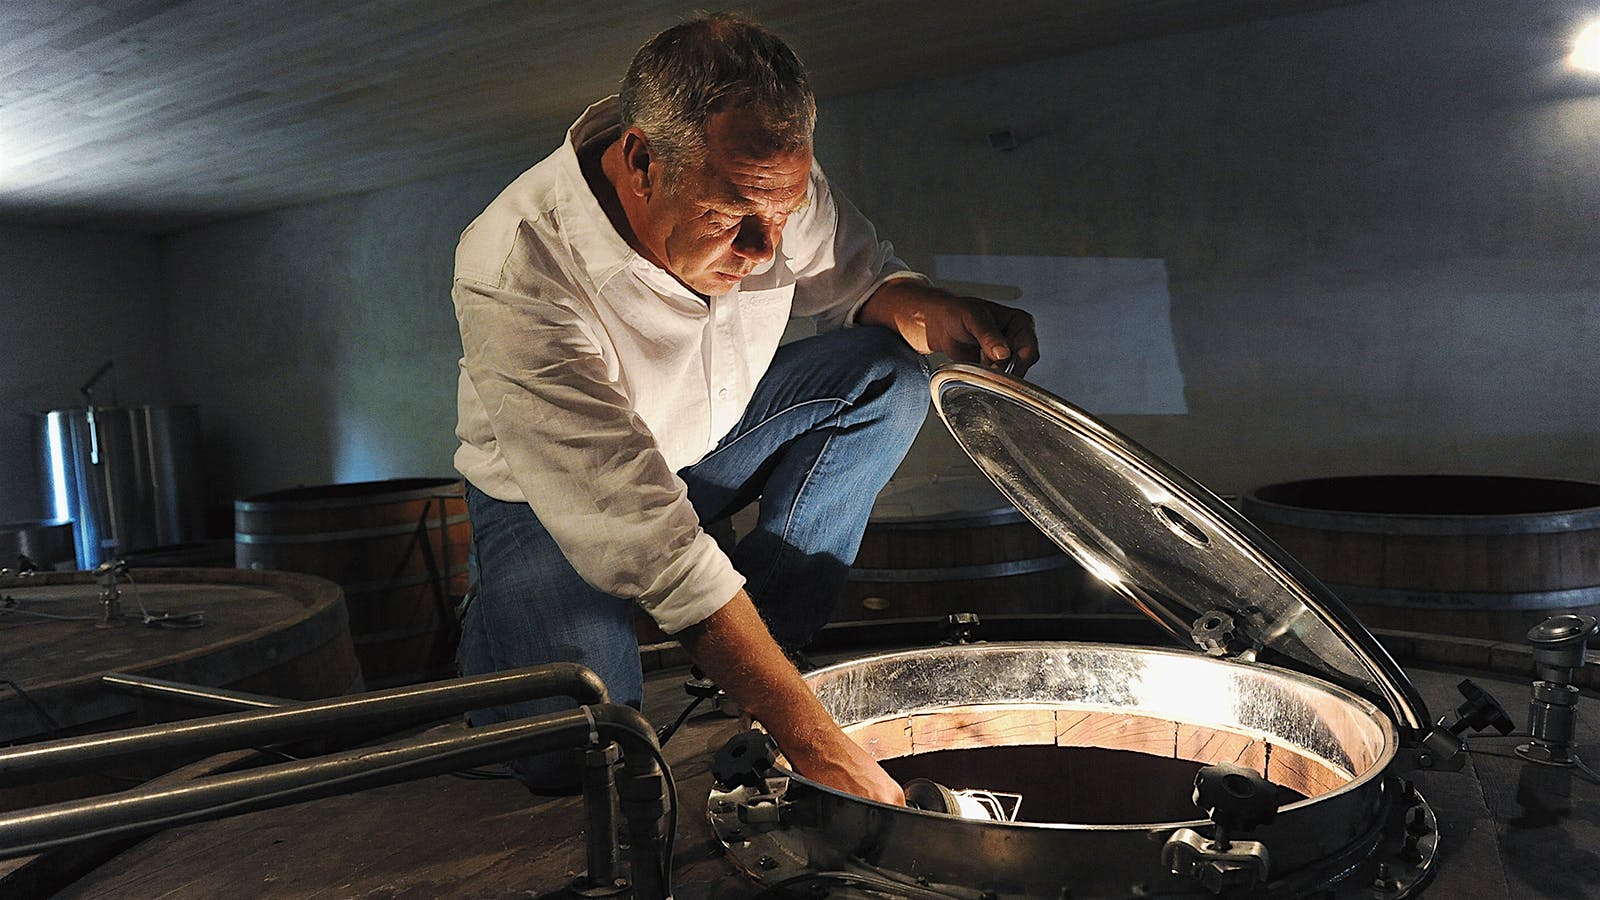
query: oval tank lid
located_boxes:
[929,364,1430,738]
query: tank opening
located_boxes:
[882,745,1308,825]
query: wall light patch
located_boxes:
[1573,20,1600,72]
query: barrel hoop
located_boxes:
[339,564,471,597]
[848,554,1076,583]
[1332,582,1600,611]
[235,513,470,544]
[1241,500,1600,536]
[867,507,1028,530]
[234,484,464,513]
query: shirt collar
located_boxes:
[554,97,643,292]
[554,96,708,302]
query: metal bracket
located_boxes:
[710,779,792,844]
[1398,736,1467,773]
[736,791,788,831]
[1406,677,1514,774]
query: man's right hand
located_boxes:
[676,589,907,807]
[781,726,907,806]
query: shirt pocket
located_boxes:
[738,283,795,325]
[728,283,796,393]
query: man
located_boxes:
[451,13,1037,805]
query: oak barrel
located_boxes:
[840,472,1097,621]
[235,478,468,688]
[1239,474,1600,641]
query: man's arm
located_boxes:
[859,279,1040,375]
[676,589,907,806]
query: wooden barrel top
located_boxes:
[0,568,357,745]
[1243,474,1600,535]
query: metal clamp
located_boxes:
[1164,763,1277,896]
[1163,828,1271,897]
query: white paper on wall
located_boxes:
[933,255,1187,415]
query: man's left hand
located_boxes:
[859,280,1039,376]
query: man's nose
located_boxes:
[731,218,778,262]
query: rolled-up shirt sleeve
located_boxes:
[787,163,929,332]
[454,273,745,634]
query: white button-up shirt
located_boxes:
[452,98,923,633]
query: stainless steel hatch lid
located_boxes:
[929,364,1430,737]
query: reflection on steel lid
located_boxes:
[929,364,1429,737]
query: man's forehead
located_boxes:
[707,166,810,212]
[697,107,812,209]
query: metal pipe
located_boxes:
[1,664,609,786]
[582,742,622,888]
[101,672,286,711]
[101,667,633,892]
[0,703,669,898]
[593,704,669,900]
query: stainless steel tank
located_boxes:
[711,365,1449,898]
[37,405,205,569]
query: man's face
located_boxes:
[632,109,812,297]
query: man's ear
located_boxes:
[619,128,655,199]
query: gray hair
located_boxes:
[620,13,817,189]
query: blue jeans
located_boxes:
[458,326,930,791]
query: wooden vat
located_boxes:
[1240,475,1600,641]
[235,478,468,688]
[840,472,1099,622]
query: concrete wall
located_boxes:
[161,164,527,512]
[153,0,1600,528]
[813,0,1600,494]
[0,225,167,523]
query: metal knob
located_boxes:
[712,730,777,790]
[1440,678,1514,738]
[942,611,981,645]
[1191,611,1239,657]
[1193,762,1279,844]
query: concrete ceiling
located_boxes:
[1,0,1364,234]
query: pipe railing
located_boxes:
[99,672,286,711]
[97,668,634,889]
[0,663,607,785]
[0,666,666,898]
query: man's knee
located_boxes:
[849,325,931,432]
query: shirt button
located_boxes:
[718,388,730,400]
